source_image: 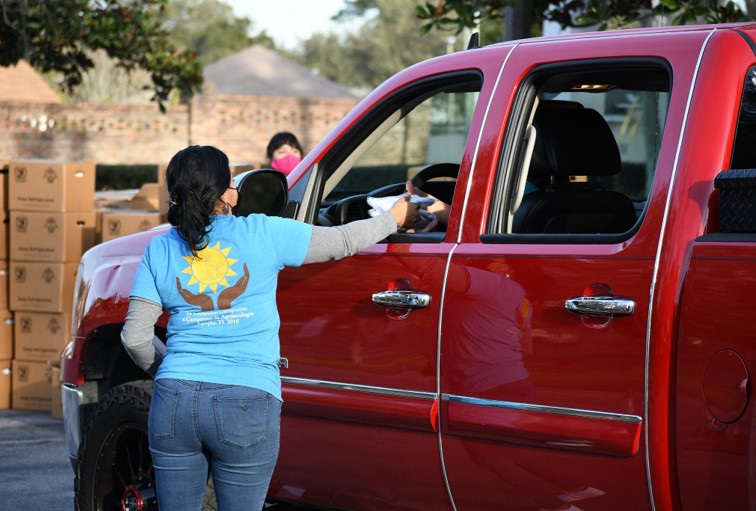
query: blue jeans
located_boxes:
[149,378,282,511]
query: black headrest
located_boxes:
[530,106,621,179]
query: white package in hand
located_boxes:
[367,194,435,216]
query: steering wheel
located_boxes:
[321,163,460,226]
[364,162,460,198]
[410,162,460,189]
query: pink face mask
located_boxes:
[271,153,301,175]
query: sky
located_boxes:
[223,0,350,50]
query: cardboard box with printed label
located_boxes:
[9,210,96,263]
[11,359,52,411]
[100,210,162,242]
[0,310,13,360]
[8,159,95,212]
[9,261,78,313]
[0,359,10,410]
[13,312,68,362]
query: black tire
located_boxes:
[75,380,217,511]
[75,380,156,511]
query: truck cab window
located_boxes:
[493,62,670,240]
[731,65,756,169]
[314,74,481,237]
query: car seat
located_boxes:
[513,104,637,234]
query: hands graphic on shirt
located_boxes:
[218,263,250,309]
[176,277,214,310]
[176,264,250,311]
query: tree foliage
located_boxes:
[160,0,275,67]
[0,0,203,111]
[303,0,449,91]
[416,0,755,39]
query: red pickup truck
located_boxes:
[62,22,756,511]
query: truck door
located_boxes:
[267,64,497,510]
[439,32,710,511]
[673,30,756,511]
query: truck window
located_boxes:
[731,65,756,169]
[489,61,671,239]
[314,73,482,237]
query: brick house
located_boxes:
[0,48,360,166]
[200,45,359,165]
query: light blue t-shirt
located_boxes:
[130,214,312,401]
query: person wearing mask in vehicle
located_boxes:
[120,144,419,511]
[266,131,304,175]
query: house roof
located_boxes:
[0,60,61,103]
[203,45,357,99]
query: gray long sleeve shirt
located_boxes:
[121,213,397,374]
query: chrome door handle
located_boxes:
[372,290,431,309]
[565,295,635,316]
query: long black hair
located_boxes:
[165,145,230,256]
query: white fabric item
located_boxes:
[367,194,437,226]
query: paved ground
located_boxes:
[0,409,309,511]
[0,409,74,510]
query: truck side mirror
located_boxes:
[232,168,289,217]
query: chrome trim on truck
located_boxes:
[281,376,436,401]
[281,376,641,425]
[445,394,643,457]
[446,394,642,424]
[62,384,83,468]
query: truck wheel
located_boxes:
[75,380,217,511]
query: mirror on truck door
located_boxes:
[232,168,289,217]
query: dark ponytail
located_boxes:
[165,145,230,255]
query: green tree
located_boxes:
[302,0,449,91]
[0,0,203,111]
[416,0,755,40]
[160,0,275,67]
[300,33,354,85]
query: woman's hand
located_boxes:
[388,194,420,229]
[406,180,451,226]
[405,180,429,199]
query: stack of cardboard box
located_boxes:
[98,168,167,242]
[0,161,256,414]
[6,159,96,416]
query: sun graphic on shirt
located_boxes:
[182,242,239,293]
